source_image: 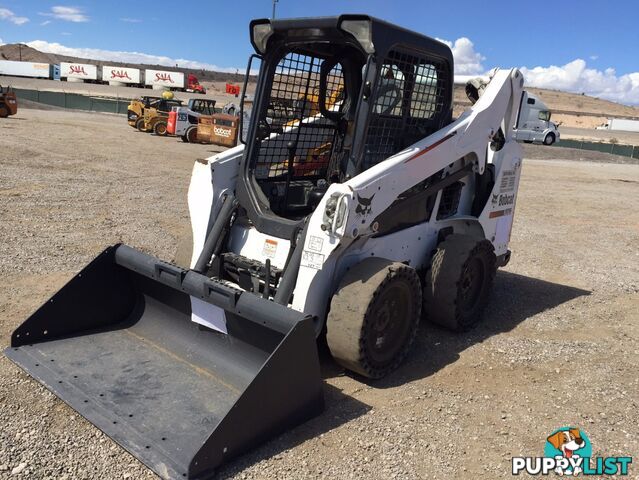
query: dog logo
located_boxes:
[545,428,589,476]
[355,193,375,216]
[512,426,632,476]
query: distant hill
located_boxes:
[0,43,252,84]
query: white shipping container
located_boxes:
[61,62,98,81]
[0,60,51,78]
[102,66,140,84]
[145,69,185,88]
[608,118,639,133]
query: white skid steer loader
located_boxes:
[7,15,525,480]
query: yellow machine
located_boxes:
[127,96,162,130]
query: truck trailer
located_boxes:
[596,118,639,132]
[0,60,59,80]
[60,62,98,83]
[102,66,141,86]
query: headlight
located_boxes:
[339,19,374,54]
[251,22,274,54]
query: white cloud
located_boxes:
[41,6,89,23]
[520,59,639,105]
[437,37,485,75]
[0,37,4,46]
[120,17,142,23]
[25,40,243,73]
[40,20,52,26]
[439,36,639,105]
[0,7,29,25]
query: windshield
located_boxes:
[538,110,551,121]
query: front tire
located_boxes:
[0,104,10,118]
[423,234,496,331]
[186,127,198,143]
[543,133,556,145]
[327,259,422,379]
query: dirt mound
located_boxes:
[0,44,57,64]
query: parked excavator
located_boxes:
[7,15,526,480]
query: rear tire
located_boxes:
[543,133,555,145]
[154,122,168,136]
[327,259,422,379]
[0,104,9,118]
[135,118,147,132]
[423,234,496,331]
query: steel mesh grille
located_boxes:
[363,50,449,169]
[255,51,344,182]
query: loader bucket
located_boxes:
[5,245,324,480]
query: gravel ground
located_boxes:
[1,108,638,479]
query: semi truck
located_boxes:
[596,118,639,132]
[513,92,560,145]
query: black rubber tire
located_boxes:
[544,133,555,145]
[187,127,198,143]
[0,104,9,118]
[135,117,147,132]
[180,134,189,143]
[326,259,422,379]
[423,234,496,331]
[153,122,168,136]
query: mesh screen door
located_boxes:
[254,51,345,185]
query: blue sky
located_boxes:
[1,0,639,103]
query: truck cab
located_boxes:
[514,92,560,145]
[186,74,207,94]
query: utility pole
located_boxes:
[272,0,279,19]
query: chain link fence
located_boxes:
[551,138,639,159]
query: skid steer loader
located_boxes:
[6,15,526,479]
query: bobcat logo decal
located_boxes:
[355,193,375,216]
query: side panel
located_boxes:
[228,226,291,271]
[145,70,185,88]
[102,66,141,84]
[188,146,244,268]
[60,62,98,81]
[0,60,51,78]
[478,141,523,256]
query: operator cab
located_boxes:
[238,15,453,238]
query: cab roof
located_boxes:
[250,14,453,66]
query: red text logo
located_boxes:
[155,72,174,83]
[70,65,88,75]
[111,70,132,80]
